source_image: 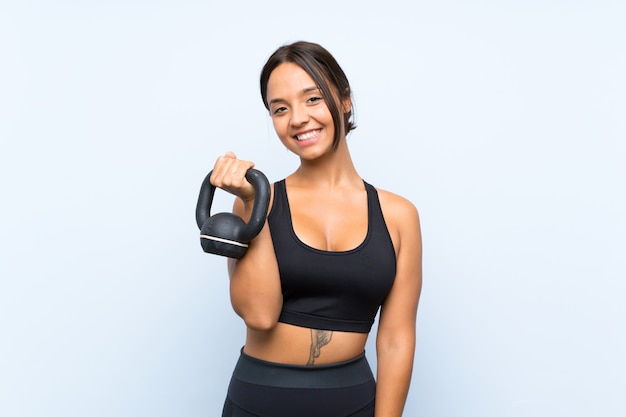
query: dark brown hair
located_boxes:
[260,41,356,150]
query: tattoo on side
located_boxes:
[307,329,333,365]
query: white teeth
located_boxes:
[296,130,320,141]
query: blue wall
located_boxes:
[1,1,624,416]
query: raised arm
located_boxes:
[210,152,282,331]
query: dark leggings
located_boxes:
[222,350,376,417]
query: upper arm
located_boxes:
[377,192,423,345]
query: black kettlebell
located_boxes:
[195,168,270,259]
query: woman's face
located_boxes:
[265,62,340,161]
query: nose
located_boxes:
[290,103,309,127]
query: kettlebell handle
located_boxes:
[195,168,271,246]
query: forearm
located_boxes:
[374,342,415,417]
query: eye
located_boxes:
[272,106,287,115]
[307,96,323,104]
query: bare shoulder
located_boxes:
[374,186,421,254]
[375,187,420,226]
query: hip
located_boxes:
[223,348,375,417]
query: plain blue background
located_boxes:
[1,1,624,416]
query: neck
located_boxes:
[290,139,361,189]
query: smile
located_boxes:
[295,129,321,141]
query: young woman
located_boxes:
[209,41,422,417]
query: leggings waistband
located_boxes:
[231,348,374,389]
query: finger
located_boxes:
[210,155,255,189]
[210,155,234,185]
[221,156,255,179]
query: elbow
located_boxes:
[241,311,280,331]
[231,293,283,331]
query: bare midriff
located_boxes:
[243,322,369,366]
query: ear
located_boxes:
[342,96,352,114]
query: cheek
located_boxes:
[272,118,293,144]
[272,117,286,134]
[314,107,335,134]
[313,104,334,126]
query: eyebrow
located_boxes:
[268,86,320,107]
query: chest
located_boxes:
[287,188,369,252]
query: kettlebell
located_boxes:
[195,168,270,259]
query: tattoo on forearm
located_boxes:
[307,329,333,365]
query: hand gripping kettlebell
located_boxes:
[195,168,270,258]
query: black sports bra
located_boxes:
[268,179,396,333]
